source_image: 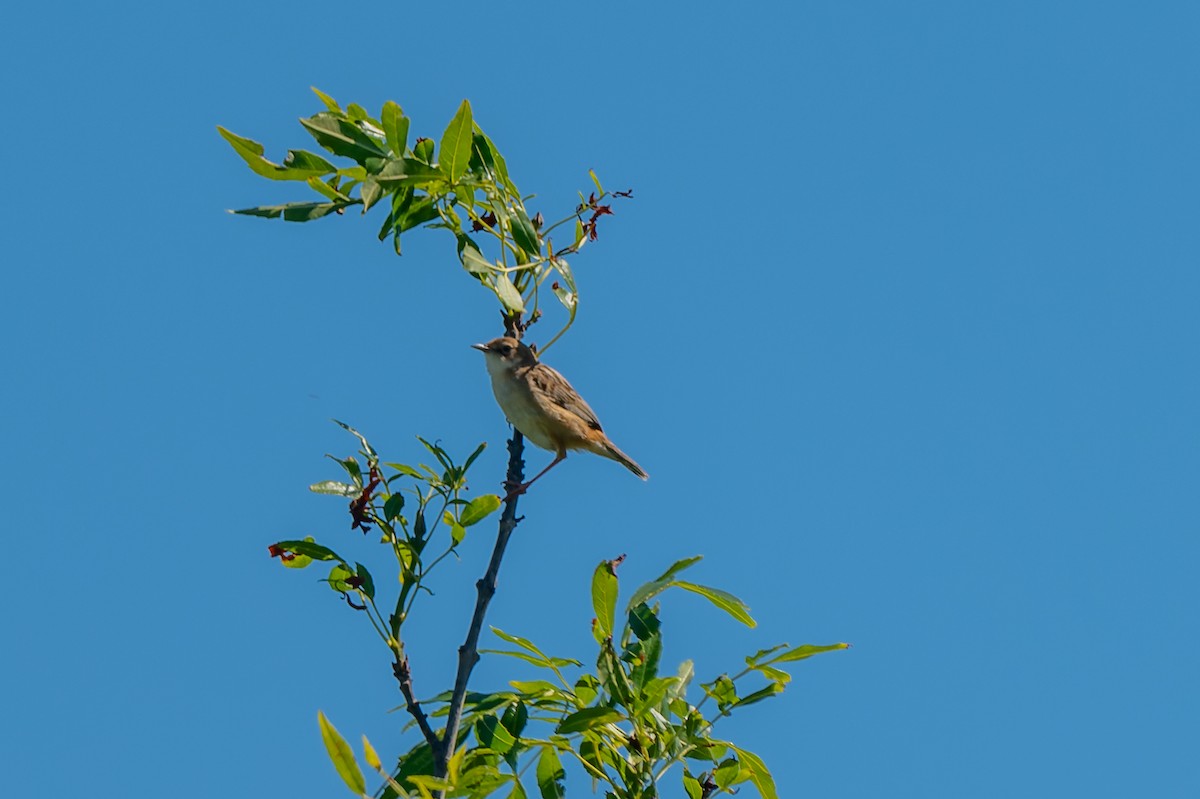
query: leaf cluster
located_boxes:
[315,554,847,799]
[269,421,501,652]
[220,89,629,351]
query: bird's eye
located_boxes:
[500,345,512,355]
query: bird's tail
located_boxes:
[603,442,649,480]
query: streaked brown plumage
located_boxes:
[472,336,647,492]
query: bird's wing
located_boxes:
[530,364,604,431]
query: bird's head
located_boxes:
[472,336,536,374]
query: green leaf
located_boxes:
[762,642,851,664]
[501,701,529,740]
[273,539,341,561]
[217,126,334,181]
[284,149,337,174]
[311,87,341,113]
[474,715,516,755]
[655,555,703,583]
[360,179,383,213]
[682,770,702,799]
[300,113,387,163]
[386,462,426,480]
[383,493,405,521]
[396,197,439,233]
[591,560,619,639]
[589,168,605,196]
[555,706,623,734]
[492,273,525,314]
[509,679,562,698]
[461,494,502,526]
[362,735,382,772]
[510,207,540,256]
[355,562,376,600]
[627,602,660,641]
[463,441,488,472]
[732,683,784,709]
[413,137,435,164]
[574,675,600,707]
[472,127,518,194]
[745,644,788,665]
[309,480,359,497]
[489,628,547,657]
[307,175,353,202]
[728,745,777,799]
[449,520,467,546]
[439,99,474,181]
[381,101,409,157]
[632,676,676,716]
[461,244,493,276]
[674,581,756,627]
[328,563,354,592]
[231,201,349,221]
[626,555,702,610]
[535,747,566,799]
[552,281,576,312]
[374,157,446,186]
[317,711,366,796]
[702,675,737,710]
[673,660,695,699]
[714,757,740,790]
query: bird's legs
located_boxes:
[504,451,566,501]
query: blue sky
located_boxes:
[3,2,1198,796]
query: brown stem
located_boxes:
[434,429,526,787]
[392,650,439,753]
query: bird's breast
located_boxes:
[488,368,560,452]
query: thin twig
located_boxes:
[393,650,439,753]
[435,430,526,786]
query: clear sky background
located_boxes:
[3,2,1197,797]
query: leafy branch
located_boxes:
[220,88,629,353]
[228,91,846,799]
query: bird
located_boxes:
[472,336,647,495]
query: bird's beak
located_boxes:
[471,343,488,352]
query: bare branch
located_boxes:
[435,430,527,786]
[392,651,439,753]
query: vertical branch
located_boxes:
[435,429,526,784]
[393,649,439,752]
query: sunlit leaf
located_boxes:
[474,715,516,755]
[355,562,375,600]
[309,480,359,497]
[591,561,619,638]
[300,113,388,163]
[439,99,474,181]
[555,706,623,734]
[461,494,501,526]
[381,101,409,157]
[493,274,525,313]
[217,127,334,181]
[536,747,566,799]
[763,642,850,663]
[311,86,341,113]
[317,711,366,796]
[362,735,382,772]
[383,493,405,521]
[461,245,493,276]
[728,745,777,799]
[230,201,349,222]
[510,207,540,255]
[674,581,755,627]
[273,539,340,561]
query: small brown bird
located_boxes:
[473,336,647,494]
